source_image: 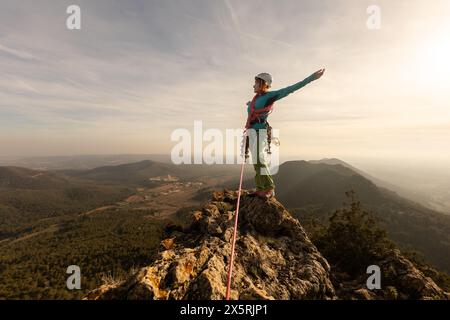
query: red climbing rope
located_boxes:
[225,131,248,300]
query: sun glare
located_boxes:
[414,31,450,90]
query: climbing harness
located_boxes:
[245,94,273,130]
[244,94,280,155]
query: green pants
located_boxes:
[249,129,275,191]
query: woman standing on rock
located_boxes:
[245,69,325,198]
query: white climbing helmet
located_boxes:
[255,72,273,87]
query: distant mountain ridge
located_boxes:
[60,160,251,187]
[0,166,79,191]
[61,160,183,186]
[0,154,172,170]
[310,158,450,214]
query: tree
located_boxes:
[314,190,395,274]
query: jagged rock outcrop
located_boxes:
[379,249,448,299]
[86,189,449,300]
[86,189,336,300]
[333,249,450,300]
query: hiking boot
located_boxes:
[260,188,275,198]
[248,189,275,199]
[248,189,262,197]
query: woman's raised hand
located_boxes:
[311,68,325,80]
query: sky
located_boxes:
[1,0,450,169]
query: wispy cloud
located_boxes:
[0,43,37,61]
[8,76,41,94]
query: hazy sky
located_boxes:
[1,0,449,167]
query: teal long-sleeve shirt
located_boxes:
[246,74,316,129]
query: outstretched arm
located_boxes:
[266,68,325,102]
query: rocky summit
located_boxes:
[86,190,449,300]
